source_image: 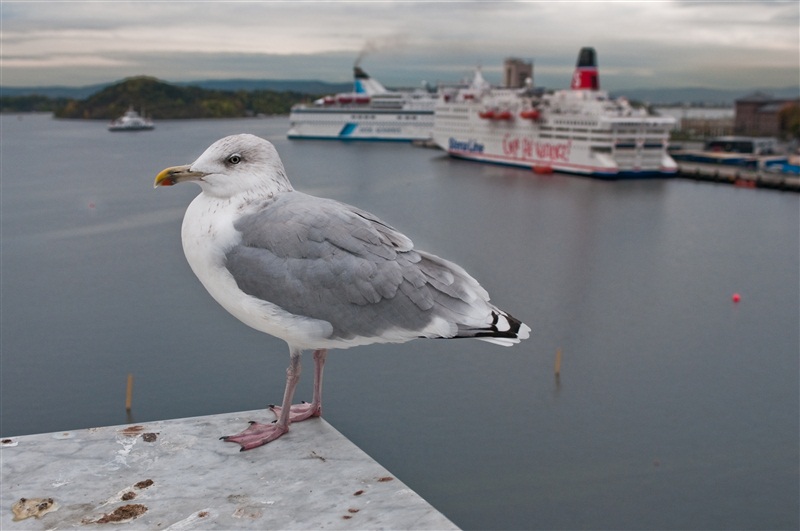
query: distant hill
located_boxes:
[3,75,797,105]
[1,83,109,100]
[3,75,797,112]
[49,76,317,119]
[176,79,352,94]
[2,79,350,100]
[612,86,799,106]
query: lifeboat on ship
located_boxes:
[532,165,553,175]
[337,94,354,104]
[520,108,540,120]
[478,108,496,119]
[494,110,513,120]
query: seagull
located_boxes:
[154,134,530,451]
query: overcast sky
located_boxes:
[2,1,798,91]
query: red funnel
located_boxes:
[570,47,599,90]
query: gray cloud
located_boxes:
[1,1,797,90]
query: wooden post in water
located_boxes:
[554,348,562,382]
[125,373,134,412]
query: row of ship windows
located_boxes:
[292,114,418,125]
[345,114,423,120]
[436,116,668,135]
[541,133,665,141]
[438,125,666,145]
[591,145,665,154]
[551,121,599,128]
[439,107,470,114]
[439,111,604,130]
[551,127,667,135]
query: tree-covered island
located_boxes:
[1,76,317,118]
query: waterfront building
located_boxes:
[503,58,533,89]
[735,92,800,137]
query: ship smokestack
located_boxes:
[354,66,369,80]
[570,47,599,90]
[352,66,387,95]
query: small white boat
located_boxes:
[108,107,154,132]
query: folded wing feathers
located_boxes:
[230,191,528,344]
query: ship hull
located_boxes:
[433,109,677,180]
[288,109,434,142]
[444,150,676,179]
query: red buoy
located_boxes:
[732,293,741,303]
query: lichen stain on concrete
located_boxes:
[92,503,148,524]
[11,497,59,521]
[134,479,154,490]
[142,433,158,443]
[119,425,145,437]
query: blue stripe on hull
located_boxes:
[338,122,358,137]
[287,135,417,143]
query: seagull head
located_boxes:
[154,134,294,198]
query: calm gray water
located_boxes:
[2,113,798,530]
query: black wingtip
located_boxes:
[455,310,529,341]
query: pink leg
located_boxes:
[221,348,328,451]
[221,347,304,451]
[270,348,327,421]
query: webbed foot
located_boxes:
[221,420,288,451]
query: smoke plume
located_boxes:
[354,35,409,67]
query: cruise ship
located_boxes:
[432,48,678,178]
[287,67,437,141]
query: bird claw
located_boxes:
[220,401,320,451]
[221,421,288,451]
[269,402,321,422]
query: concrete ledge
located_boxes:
[1,411,458,530]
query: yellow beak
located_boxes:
[154,165,206,188]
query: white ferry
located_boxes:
[108,106,154,132]
[287,67,436,141]
[433,48,678,178]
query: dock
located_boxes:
[1,411,458,530]
[676,161,800,192]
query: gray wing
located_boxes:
[225,191,491,341]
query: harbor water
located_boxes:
[2,113,798,530]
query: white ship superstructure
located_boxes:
[108,106,154,131]
[433,48,677,178]
[287,67,436,141]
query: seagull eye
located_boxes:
[226,154,242,165]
